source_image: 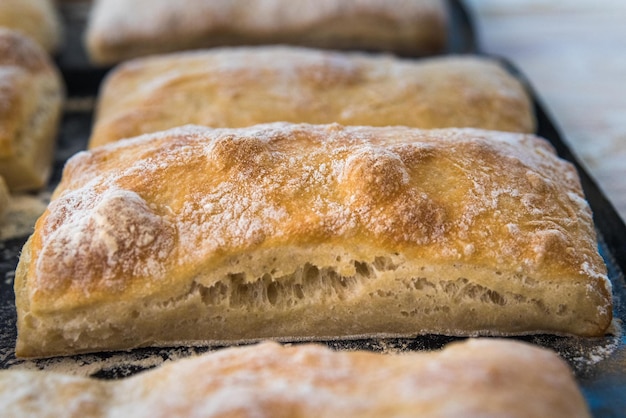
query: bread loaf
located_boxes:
[0,176,9,220]
[0,0,61,54]
[15,123,612,357]
[0,29,64,192]
[85,0,447,65]
[89,47,534,148]
[0,339,591,418]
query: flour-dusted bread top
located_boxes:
[0,0,61,54]
[86,0,447,65]
[0,339,591,417]
[89,48,535,148]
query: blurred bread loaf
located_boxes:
[0,177,9,221]
[0,339,591,417]
[86,0,447,65]
[0,29,64,192]
[89,48,534,148]
[15,123,611,358]
[0,0,62,54]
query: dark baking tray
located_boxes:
[507,61,626,418]
[1,1,624,417]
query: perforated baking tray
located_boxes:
[0,1,624,417]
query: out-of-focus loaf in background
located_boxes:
[15,123,611,358]
[0,177,9,221]
[0,340,591,418]
[85,0,448,65]
[0,29,64,192]
[89,47,535,148]
[0,0,62,54]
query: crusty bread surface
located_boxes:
[85,0,447,65]
[0,28,64,192]
[89,48,534,148]
[0,0,61,54]
[0,176,9,220]
[0,339,591,418]
[15,123,611,358]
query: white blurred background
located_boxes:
[466,0,626,221]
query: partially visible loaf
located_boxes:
[0,339,591,418]
[0,0,61,54]
[85,0,447,65]
[15,123,612,358]
[89,48,534,148]
[0,176,9,220]
[0,29,64,192]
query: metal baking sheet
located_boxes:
[513,62,626,416]
[1,1,624,417]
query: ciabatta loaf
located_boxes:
[0,0,61,54]
[15,123,612,358]
[0,176,9,220]
[1,340,590,418]
[0,29,64,192]
[85,0,447,65]
[89,48,534,148]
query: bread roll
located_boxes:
[85,0,447,65]
[0,176,9,220]
[0,29,64,192]
[0,0,61,54]
[15,123,612,358]
[0,339,591,418]
[89,48,534,149]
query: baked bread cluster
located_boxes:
[2,1,613,415]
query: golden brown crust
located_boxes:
[0,339,591,417]
[0,29,52,72]
[0,176,9,220]
[0,0,62,54]
[0,29,64,192]
[15,123,611,358]
[89,48,535,148]
[85,0,447,65]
